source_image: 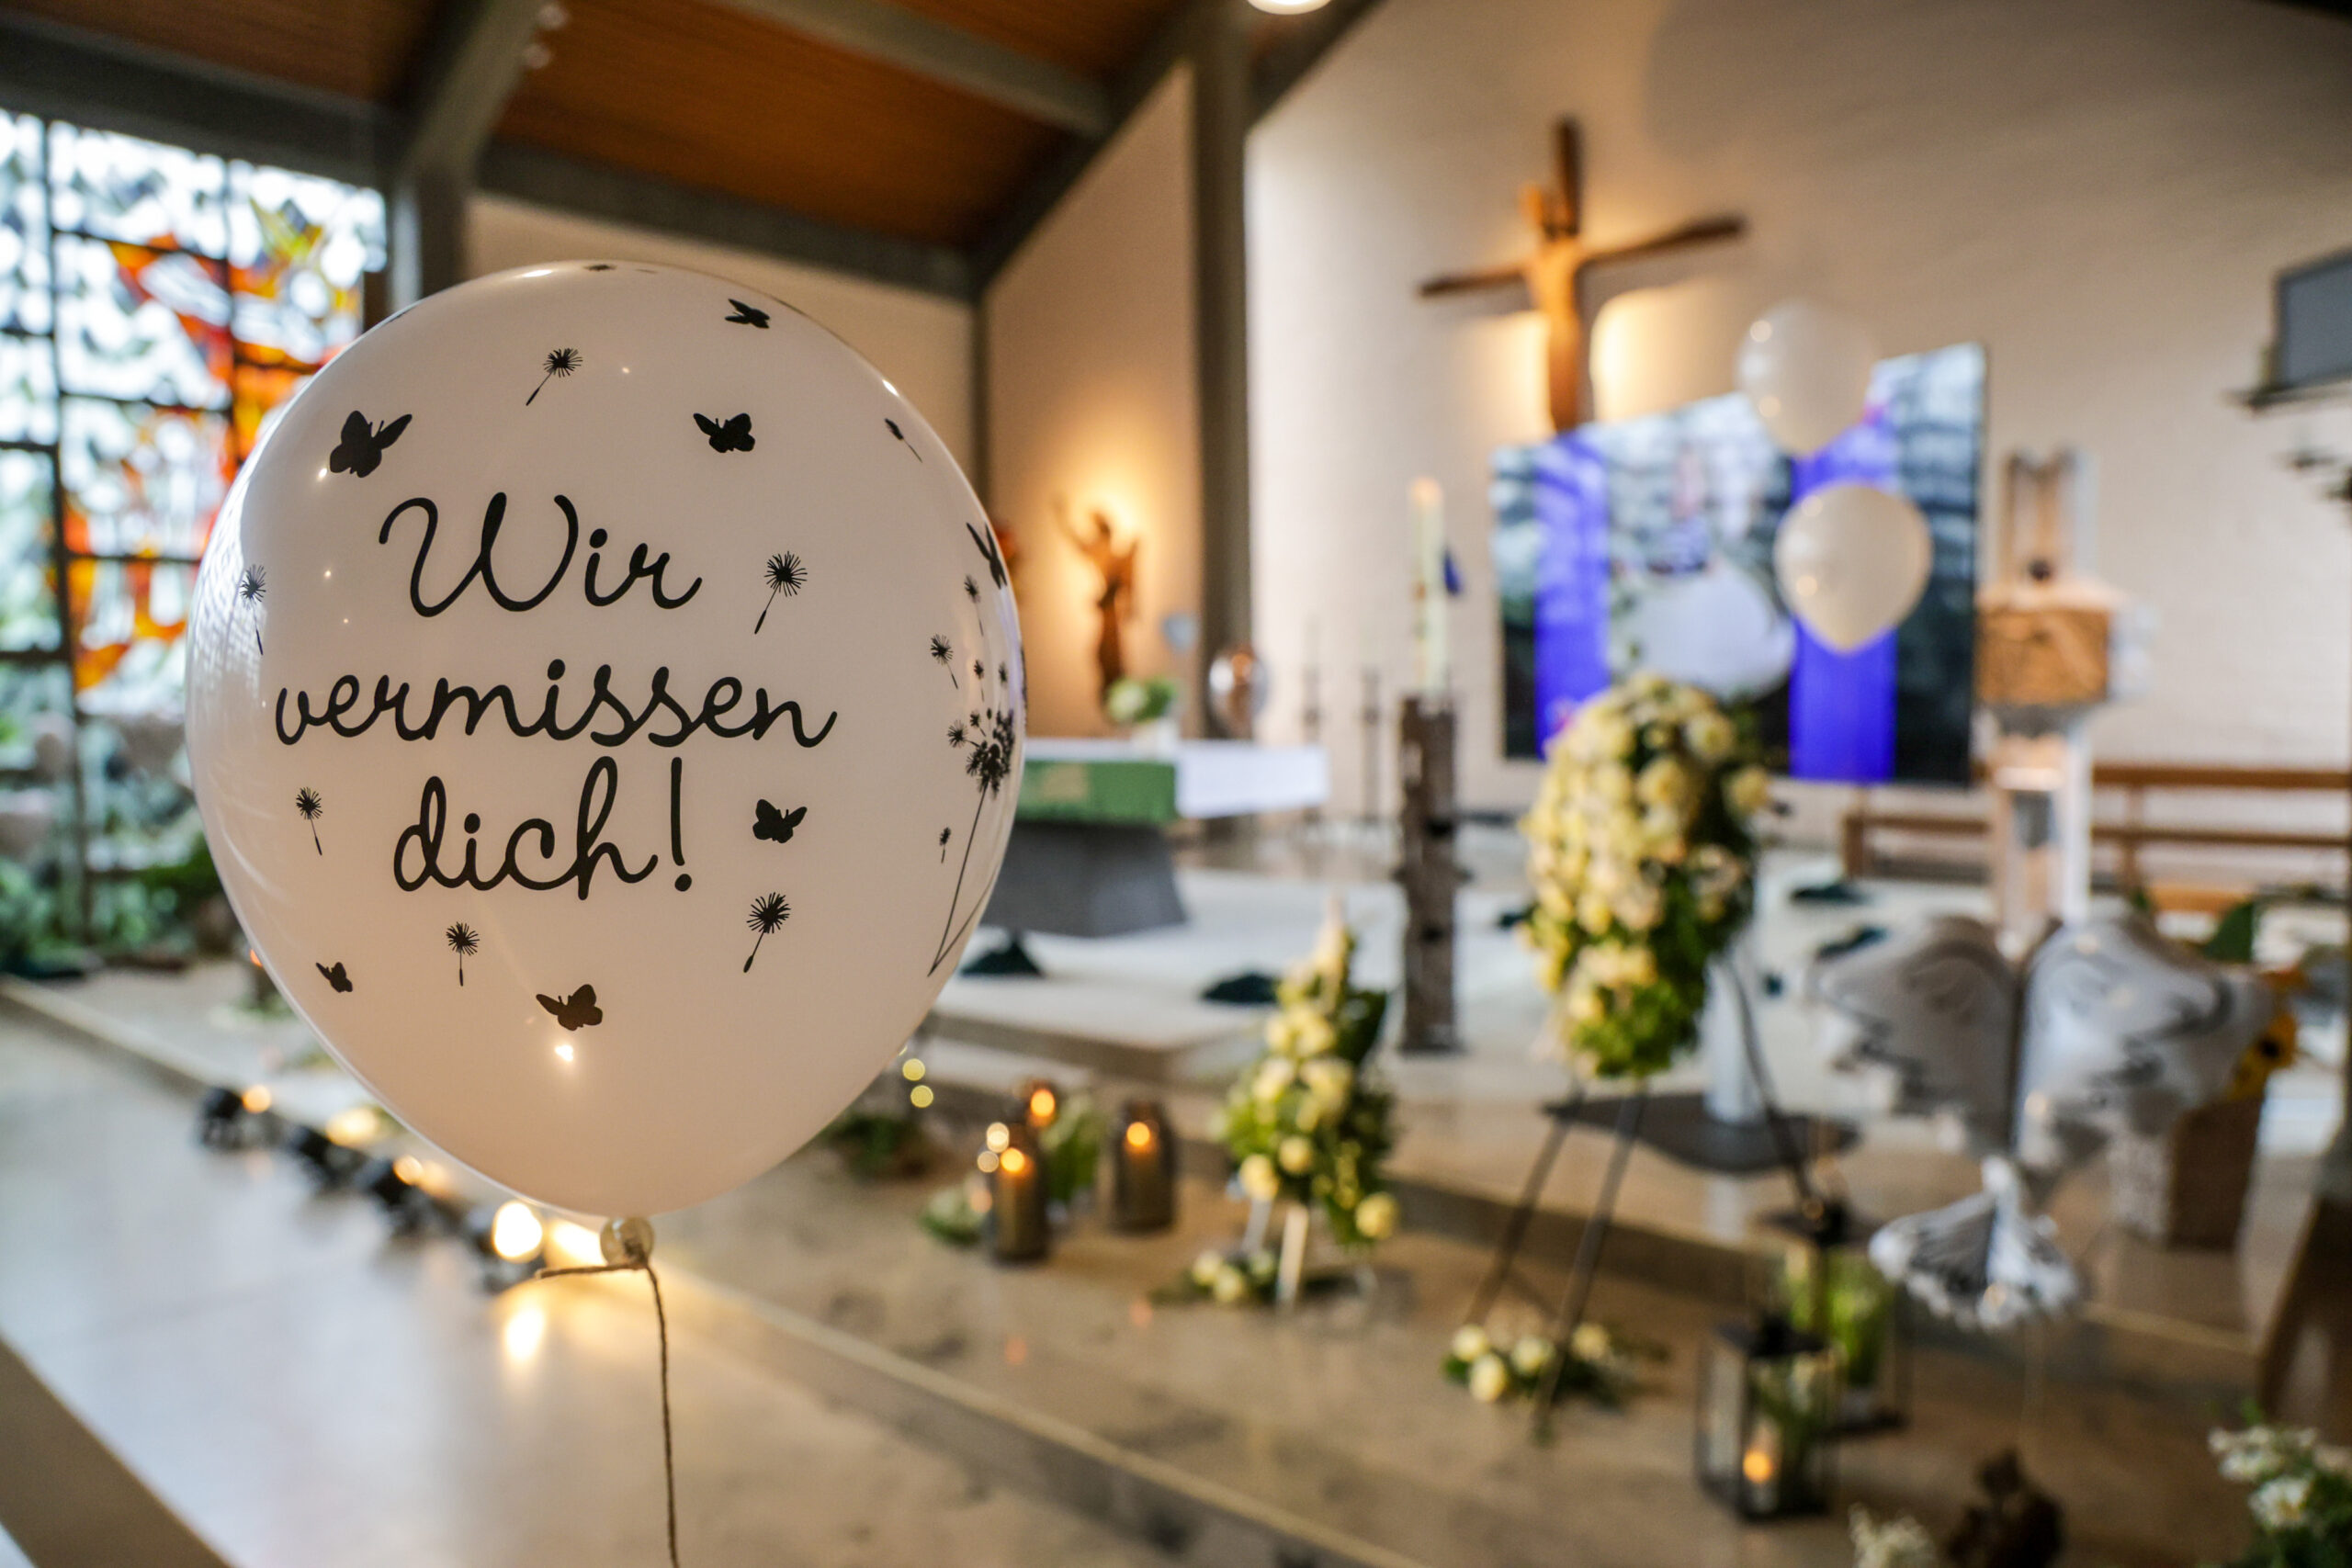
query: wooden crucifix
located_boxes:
[1419,119,1746,433]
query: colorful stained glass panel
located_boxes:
[54,235,230,408]
[71,558,191,703]
[47,122,226,256]
[61,398,232,559]
[0,449,57,650]
[0,333,57,443]
[229,163,383,371]
[0,113,50,335]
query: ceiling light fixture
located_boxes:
[1249,0,1331,12]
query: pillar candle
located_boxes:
[1409,477,1449,700]
[989,1122,1049,1263]
[1111,1100,1175,1232]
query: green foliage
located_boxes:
[918,1184,984,1247]
[1773,1247,1896,1394]
[1037,1093,1104,1207]
[1103,676,1181,726]
[138,832,223,910]
[2202,899,2264,966]
[0,858,58,971]
[824,1107,931,1180]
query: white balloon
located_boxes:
[1736,299,1876,455]
[1771,482,1932,652]
[186,264,1023,1216]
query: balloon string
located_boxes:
[534,1258,679,1568]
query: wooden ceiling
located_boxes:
[889,0,1184,81]
[1,0,1375,283]
[6,0,1224,249]
[6,0,441,104]
[496,0,1074,246]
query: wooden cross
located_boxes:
[1419,119,1746,433]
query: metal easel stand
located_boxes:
[1459,964,1836,1440]
[1447,1046,1653,1439]
[1241,1197,1375,1310]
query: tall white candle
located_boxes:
[1409,477,1449,700]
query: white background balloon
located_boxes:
[187,264,1023,1217]
[1736,299,1877,455]
[1772,482,1933,651]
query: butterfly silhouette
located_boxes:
[328,411,412,478]
[316,961,354,994]
[725,299,771,328]
[537,984,603,1031]
[753,800,808,844]
[695,412,755,453]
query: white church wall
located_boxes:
[982,71,1203,741]
[469,194,976,470]
[1250,0,2352,838]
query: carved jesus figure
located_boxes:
[1057,503,1138,705]
[1420,119,1745,433]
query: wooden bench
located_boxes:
[1838,762,2352,897]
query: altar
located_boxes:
[979,739,1329,942]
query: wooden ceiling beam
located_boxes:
[479,141,974,300]
[0,12,390,186]
[396,0,550,181]
[710,0,1111,136]
[966,0,1394,291]
[966,0,1195,288]
[389,0,555,306]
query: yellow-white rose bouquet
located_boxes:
[1521,672,1769,1080]
[1207,908,1396,1254]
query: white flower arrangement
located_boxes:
[1440,1319,1660,1408]
[1521,672,1768,1080]
[1207,906,1396,1253]
[1849,1507,1939,1568]
[2209,1420,2352,1557]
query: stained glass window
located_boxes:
[0,107,382,931]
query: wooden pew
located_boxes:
[1838,762,2352,895]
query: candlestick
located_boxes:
[1111,1100,1176,1232]
[989,1122,1049,1263]
[1409,477,1450,700]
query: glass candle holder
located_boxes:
[1696,1315,1839,1519]
[989,1122,1050,1264]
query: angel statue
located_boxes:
[1808,910,2276,1331]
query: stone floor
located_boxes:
[662,1142,2254,1568]
[0,1013,1173,1568]
[0,991,2268,1568]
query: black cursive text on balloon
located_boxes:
[393,757,659,900]
[379,492,702,617]
[274,661,837,750]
